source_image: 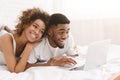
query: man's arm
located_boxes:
[26,56,77,70]
[26,62,49,69]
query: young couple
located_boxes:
[0,8,78,73]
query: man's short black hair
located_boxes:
[48,13,70,27]
[45,13,70,36]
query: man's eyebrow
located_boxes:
[59,28,70,31]
[59,29,65,31]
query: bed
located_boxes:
[0,44,120,80]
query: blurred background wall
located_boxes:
[0,0,120,45]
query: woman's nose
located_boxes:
[35,29,39,34]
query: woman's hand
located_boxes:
[26,42,39,49]
[26,39,42,50]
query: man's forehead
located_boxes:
[55,24,70,30]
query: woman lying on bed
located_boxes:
[0,8,49,73]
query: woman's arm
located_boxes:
[0,34,38,73]
[14,42,39,73]
[0,34,18,72]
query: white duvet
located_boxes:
[0,44,120,80]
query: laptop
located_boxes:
[69,39,111,71]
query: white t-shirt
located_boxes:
[28,34,77,64]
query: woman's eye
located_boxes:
[40,30,44,34]
[33,25,38,29]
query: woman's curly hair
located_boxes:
[15,8,50,36]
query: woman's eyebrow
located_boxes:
[34,23,39,27]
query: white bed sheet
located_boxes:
[0,44,120,80]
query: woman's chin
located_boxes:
[28,39,36,43]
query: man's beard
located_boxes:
[51,37,64,49]
[57,43,64,48]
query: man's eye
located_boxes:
[66,31,69,34]
[59,32,64,34]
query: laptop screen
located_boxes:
[84,40,111,70]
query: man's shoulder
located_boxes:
[66,33,74,42]
[64,33,74,47]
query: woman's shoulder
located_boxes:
[0,33,13,42]
[0,33,14,51]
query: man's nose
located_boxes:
[62,33,68,39]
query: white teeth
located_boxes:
[60,40,64,42]
[31,34,36,39]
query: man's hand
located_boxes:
[47,56,77,66]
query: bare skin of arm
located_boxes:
[0,34,38,73]
[108,72,120,80]
[114,75,120,80]
[26,56,77,69]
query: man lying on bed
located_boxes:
[26,13,79,68]
[2,13,79,68]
